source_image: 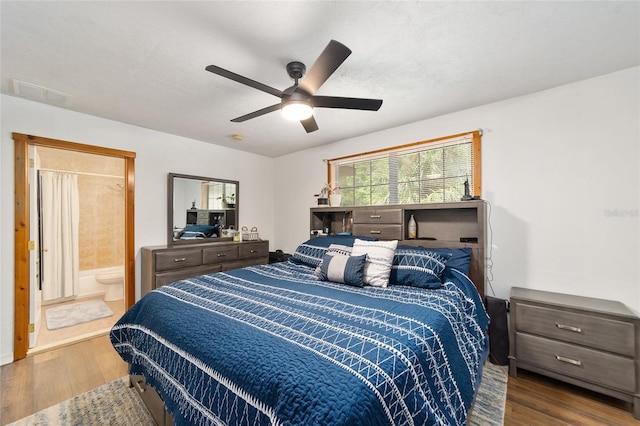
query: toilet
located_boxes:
[95,266,124,301]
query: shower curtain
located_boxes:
[40,171,80,302]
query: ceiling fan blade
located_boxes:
[296,40,351,96]
[206,65,283,98]
[311,96,383,111]
[230,104,281,122]
[301,116,319,133]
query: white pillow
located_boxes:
[352,239,398,288]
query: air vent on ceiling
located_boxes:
[12,79,73,106]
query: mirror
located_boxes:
[168,173,239,245]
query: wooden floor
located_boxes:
[0,334,128,425]
[504,367,638,425]
[0,335,637,425]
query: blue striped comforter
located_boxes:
[110,261,489,426]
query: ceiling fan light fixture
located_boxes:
[281,101,313,121]
[206,40,382,133]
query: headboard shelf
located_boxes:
[310,200,487,299]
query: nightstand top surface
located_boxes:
[510,287,639,320]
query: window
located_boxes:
[328,130,481,206]
[202,181,236,209]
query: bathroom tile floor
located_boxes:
[30,296,125,354]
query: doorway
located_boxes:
[13,133,135,361]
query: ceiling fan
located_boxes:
[205,40,383,133]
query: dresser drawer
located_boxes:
[142,241,270,295]
[130,375,166,426]
[203,245,239,264]
[352,224,403,240]
[353,208,402,224]
[222,257,269,271]
[240,242,268,259]
[516,303,635,357]
[155,264,223,287]
[155,249,202,271]
[130,375,173,425]
[516,332,635,392]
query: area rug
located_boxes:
[9,362,507,425]
[469,362,509,425]
[45,299,113,330]
[8,377,153,425]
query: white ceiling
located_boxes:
[1,1,638,157]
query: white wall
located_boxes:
[2,67,638,364]
[0,95,275,364]
[274,67,640,311]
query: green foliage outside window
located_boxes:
[331,132,478,207]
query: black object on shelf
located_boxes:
[461,178,473,201]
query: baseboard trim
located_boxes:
[1,351,14,366]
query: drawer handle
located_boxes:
[555,354,582,366]
[134,379,146,393]
[370,215,381,219]
[370,230,382,234]
[173,258,187,262]
[217,253,226,257]
[556,323,582,333]
[250,249,258,253]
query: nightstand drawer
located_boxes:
[155,249,202,271]
[352,224,403,240]
[516,303,635,357]
[516,333,635,393]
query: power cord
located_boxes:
[485,199,496,297]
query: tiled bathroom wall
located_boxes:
[36,147,125,270]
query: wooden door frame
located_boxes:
[13,133,136,361]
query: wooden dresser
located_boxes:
[141,240,269,295]
[509,287,640,419]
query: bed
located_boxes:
[110,235,489,426]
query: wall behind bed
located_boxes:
[0,95,275,365]
[1,68,638,364]
[273,67,639,313]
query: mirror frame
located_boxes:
[168,172,239,245]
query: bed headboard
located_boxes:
[310,200,487,300]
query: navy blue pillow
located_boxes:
[318,253,367,287]
[290,235,377,268]
[390,248,451,289]
[429,247,472,275]
[397,245,472,276]
[183,225,218,237]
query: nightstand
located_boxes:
[509,287,640,419]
